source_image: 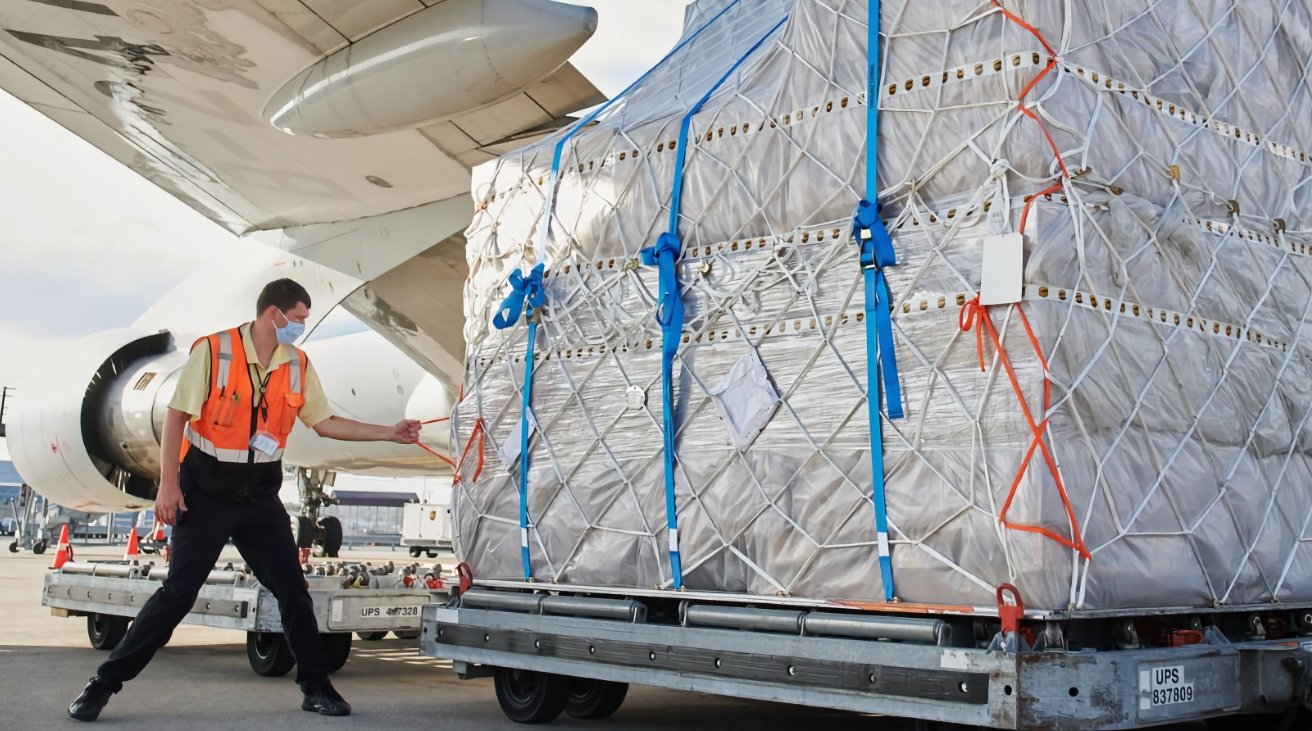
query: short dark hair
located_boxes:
[256,278,311,316]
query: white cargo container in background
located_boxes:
[402,501,453,558]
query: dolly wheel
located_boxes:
[246,631,295,677]
[87,614,130,650]
[493,668,571,724]
[566,678,628,719]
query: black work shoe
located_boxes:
[302,680,351,717]
[68,677,117,722]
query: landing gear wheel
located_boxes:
[321,632,352,673]
[356,631,388,641]
[32,539,46,555]
[493,668,571,724]
[246,632,295,677]
[392,629,420,640]
[7,541,17,553]
[291,516,316,549]
[318,517,342,558]
[565,679,628,719]
[409,545,422,558]
[86,614,130,650]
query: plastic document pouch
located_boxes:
[249,432,280,456]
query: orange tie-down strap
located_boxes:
[960,297,1092,560]
[415,417,488,485]
[412,382,488,484]
[416,417,457,469]
[990,0,1070,235]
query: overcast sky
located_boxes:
[0,1,690,389]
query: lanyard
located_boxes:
[248,363,273,422]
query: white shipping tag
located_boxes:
[708,352,779,450]
[979,233,1024,306]
[498,411,540,468]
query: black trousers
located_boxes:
[96,489,329,690]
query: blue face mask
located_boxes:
[275,310,306,345]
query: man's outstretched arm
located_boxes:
[313,416,421,444]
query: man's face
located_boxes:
[271,302,310,325]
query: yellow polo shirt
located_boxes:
[168,323,334,428]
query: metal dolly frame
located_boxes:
[422,587,1312,730]
[45,561,447,676]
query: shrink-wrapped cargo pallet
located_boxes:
[452,0,1312,613]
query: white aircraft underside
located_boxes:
[0,0,606,513]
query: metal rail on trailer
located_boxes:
[422,582,1312,730]
[45,560,448,677]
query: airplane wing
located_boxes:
[0,0,603,235]
[0,0,604,384]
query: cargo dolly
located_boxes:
[423,579,1312,730]
[45,559,448,676]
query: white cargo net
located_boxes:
[452,0,1312,613]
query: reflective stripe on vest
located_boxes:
[183,423,282,463]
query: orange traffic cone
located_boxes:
[51,524,72,570]
[123,525,140,561]
[151,519,166,543]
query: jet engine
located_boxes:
[7,329,180,513]
[8,327,456,515]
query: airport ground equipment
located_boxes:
[6,484,48,554]
[402,502,453,558]
[436,0,1312,726]
[44,559,448,676]
[424,579,1312,729]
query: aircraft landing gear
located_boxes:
[295,468,342,558]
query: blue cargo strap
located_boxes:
[492,263,546,580]
[854,0,902,602]
[533,0,744,262]
[642,15,789,590]
[501,1,745,584]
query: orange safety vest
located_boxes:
[180,327,306,465]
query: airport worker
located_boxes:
[68,278,422,721]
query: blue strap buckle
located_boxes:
[493,263,547,330]
[852,199,897,270]
[852,200,904,422]
[641,232,686,357]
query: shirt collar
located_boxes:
[240,322,293,370]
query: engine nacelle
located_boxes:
[8,329,180,513]
[8,327,458,514]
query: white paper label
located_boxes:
[498,412,539,468]
[668,528,680,553]
[1139,665,1194,710]
[625,385,647,410]
[877,532,891,558]
[940,650,970,670]
[979,233,1024,306]
[330,599,343,623]
[435,608,460,625]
